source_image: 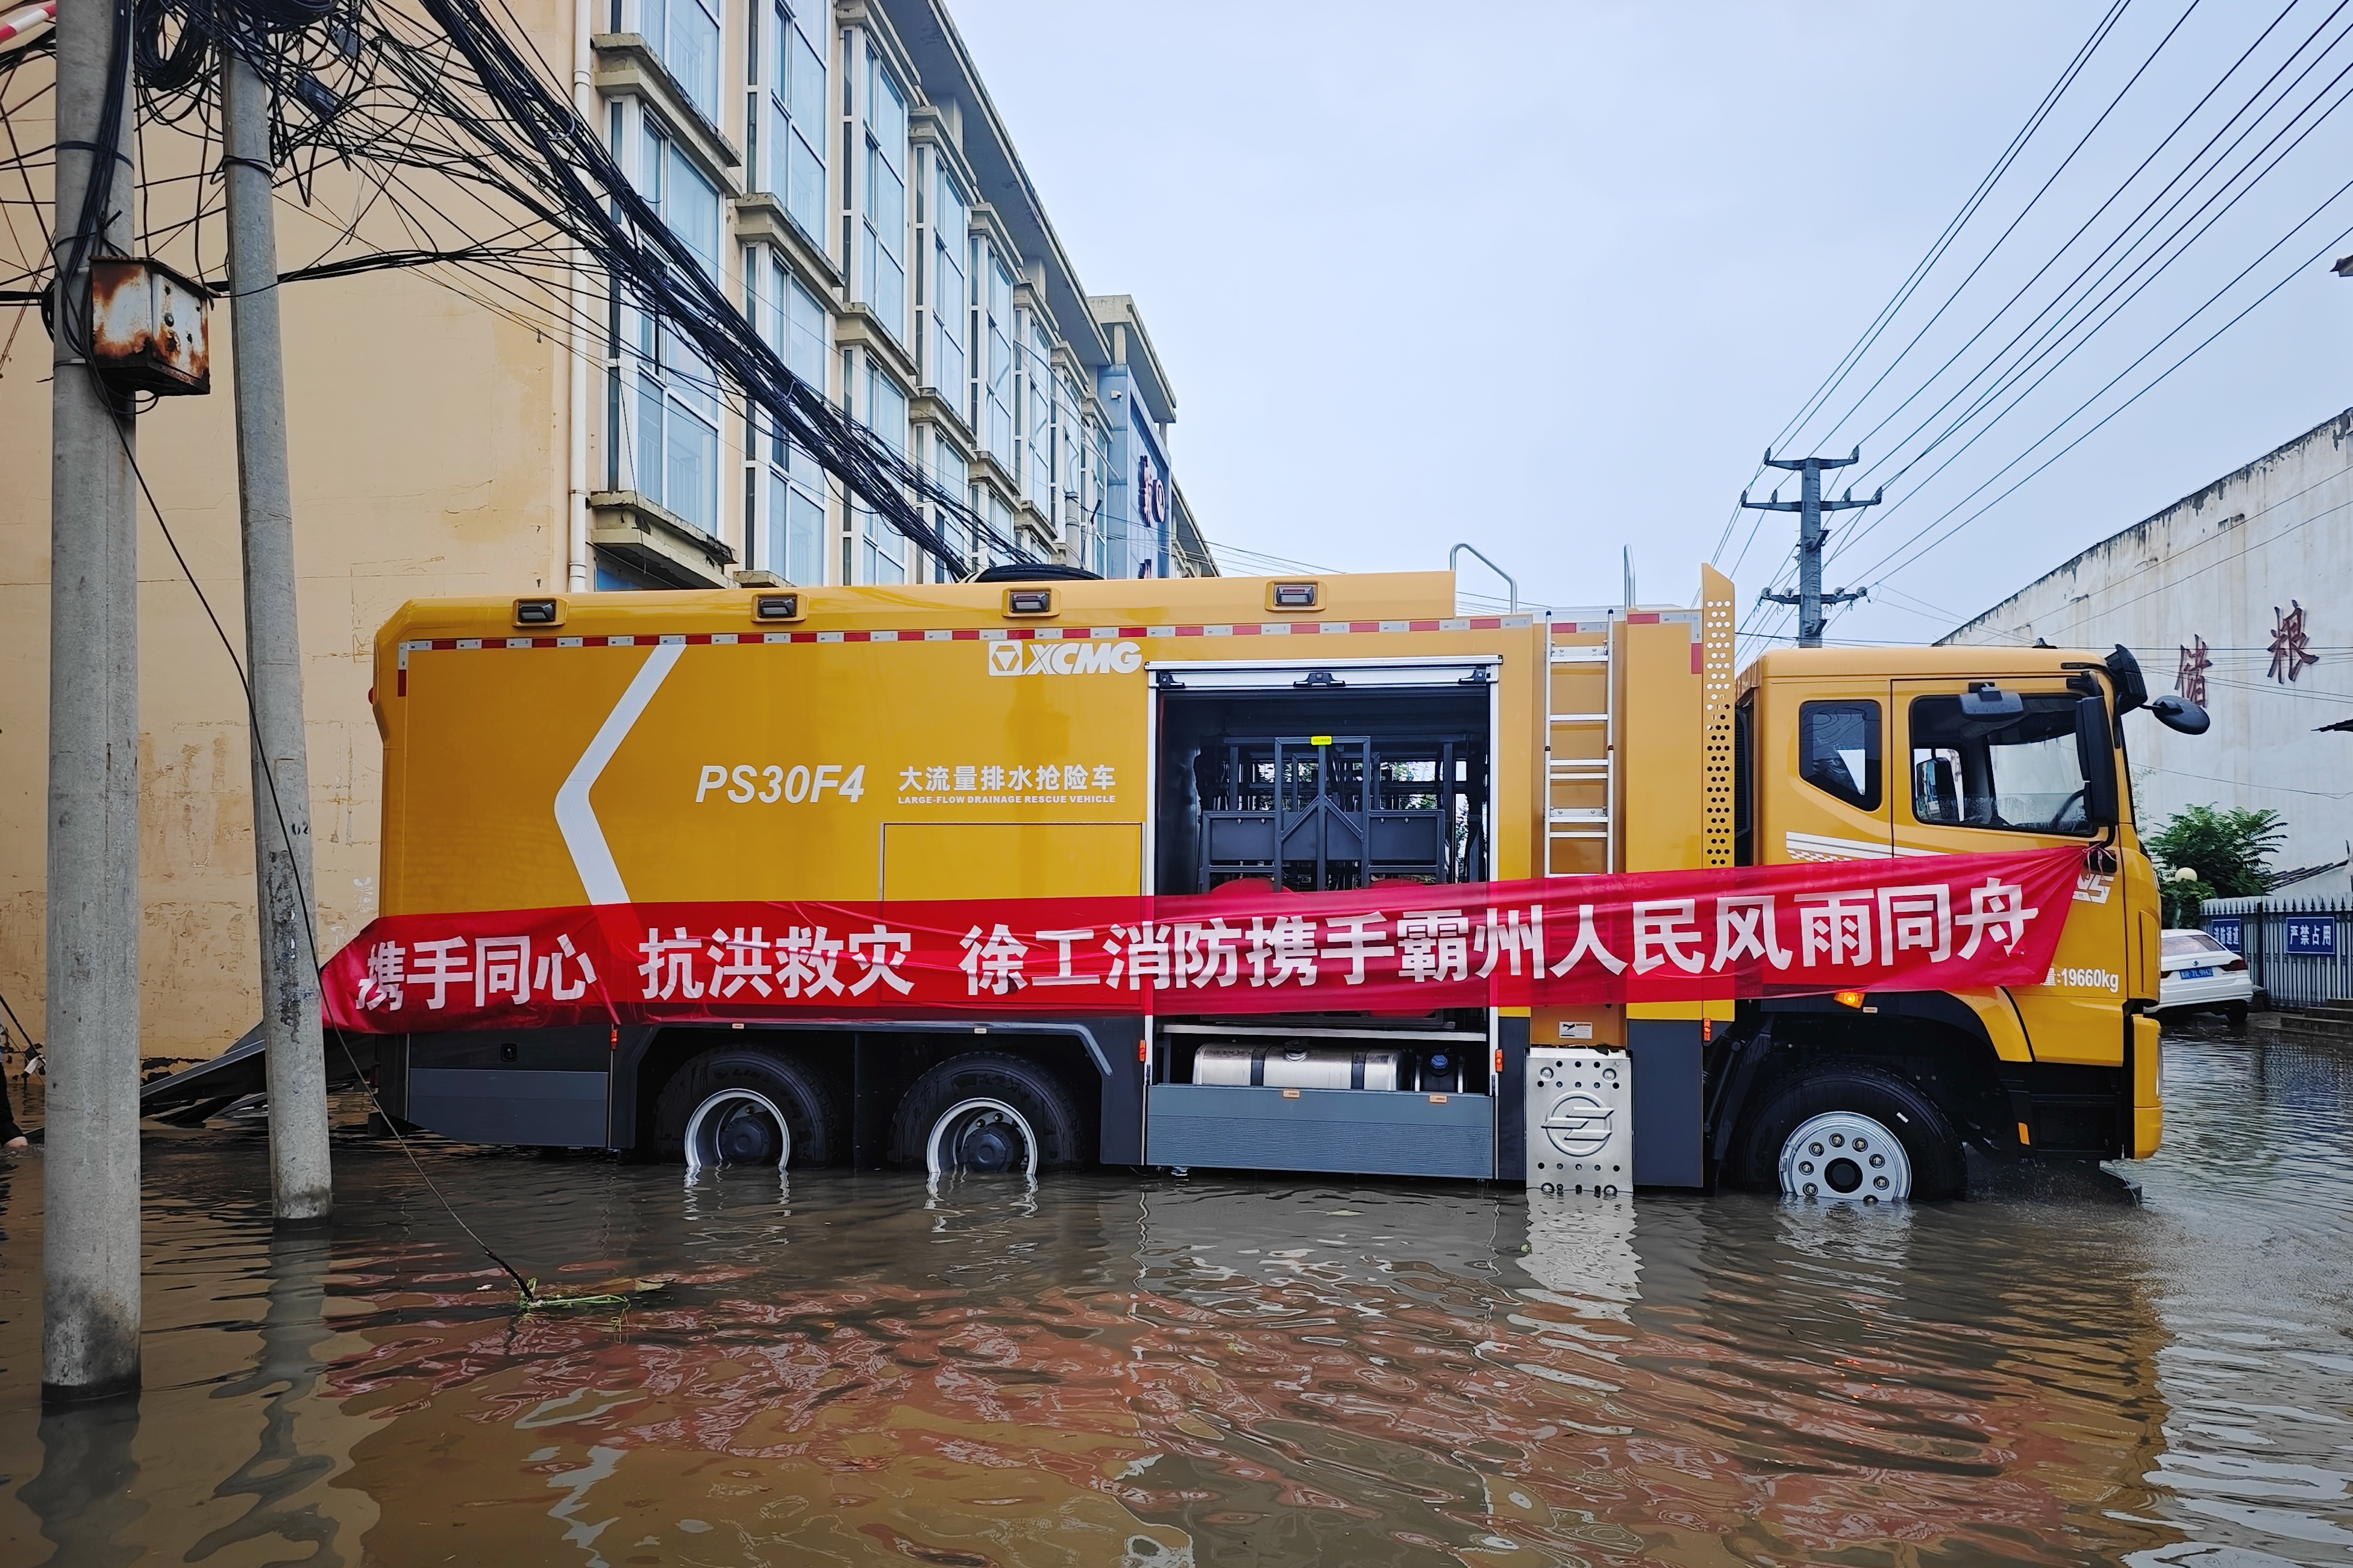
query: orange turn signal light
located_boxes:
[1832,989,1867,1009]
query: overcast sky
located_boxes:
[950,1,2353,642]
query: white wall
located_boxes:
[1942,408,2353,874]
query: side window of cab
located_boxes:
[1797,701,1881,811]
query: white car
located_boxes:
[2158,928,2257,1028]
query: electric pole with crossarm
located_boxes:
[1741,448,1880,648]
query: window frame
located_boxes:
[974,239,1014,470]
[761,0,828,239]
[857,50,909,343]
[850,353,910,584]
[615,107,722,536]
[1796,699,1883,814]
[756,252,829,585]
[1903,690,2100,838]
[639,0,721,122]
[926,158,969,400]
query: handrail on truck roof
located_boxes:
[1447,543,1517,614]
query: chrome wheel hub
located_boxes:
[683,1089,791,1176]
[927,1098,1038,1177]
[1779,1110,1910,1202]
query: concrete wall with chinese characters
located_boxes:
[1943,407,2353,876]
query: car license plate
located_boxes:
[2179,966,2214,979]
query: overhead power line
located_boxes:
[1821,15,2353,572]
[1745,0,2353,646]
[1855,190,2353,587]
[1712,0,2137,572]
[1790,0,2210,466]
[0,0,1029,577]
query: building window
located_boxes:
[1022,316,1053,508]
[976,240,1014,470]
[983,486,1014,571]
[1079,416,1108,575]
[922,427,968,573]
[641,0,719,122]
[636,329,719,534]
[928,164,968,400]
[851,355,909,584]
[759,256,829,583]
[763,0,826,238]
[618,116,722,534]
[634,113,722,276]
[859,55,908,342]
[1054,370,1078,497]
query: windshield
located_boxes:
[1908,693,2094,836]
[2162,932,2229,960]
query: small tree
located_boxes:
[2146,804,2286,926]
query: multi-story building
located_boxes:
[0,0,1211,1063]
[587,0,1207,591]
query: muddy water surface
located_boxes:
[0,1025,2348,1566]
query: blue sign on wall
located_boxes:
[2208,917,2243,952]
[2284,917,2338,956]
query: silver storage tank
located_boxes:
[1193,1045,1404,1092]
[1526,1047,1632,1192]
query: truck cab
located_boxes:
[1715,643,2167,1195]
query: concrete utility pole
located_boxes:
[44,0,144,1400]
[223,40,333,1220]
[1742,447,1881,648]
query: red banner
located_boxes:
[321,848,2084,1033]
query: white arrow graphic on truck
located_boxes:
[555,640,685,904]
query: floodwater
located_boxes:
[1,1026,2348,1567]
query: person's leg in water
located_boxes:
[0,1063,26,1148]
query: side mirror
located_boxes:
[2149,693,2210,735]
[2104,644,2149,714]
[2075,695,2120,826]
[1959,682,2025,717]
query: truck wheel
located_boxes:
[892,1052,1085,1176]
[1734,1065,1964,1202]
[656,1049,839,1173]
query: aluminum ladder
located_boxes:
[1544,613,1615,875]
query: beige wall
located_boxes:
[1,94,575,1061]
[0,0,1192,1062]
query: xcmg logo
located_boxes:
[988,640,1144,676]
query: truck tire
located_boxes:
[891,1052,1086,1176]
[655,1048,839,1173]
[1732,1064,1966,1202]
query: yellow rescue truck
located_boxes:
[322,564,2196,1195]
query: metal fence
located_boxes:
[2200,897,2353,1009]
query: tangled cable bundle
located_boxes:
[3,0,1030,576]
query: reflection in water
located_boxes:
[0,1026,2344,1565]
[187,1228,343,1565]
[20,1395,142,1568]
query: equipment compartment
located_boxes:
[1154,670,1492,895]
[1146,1082,1494,1178]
